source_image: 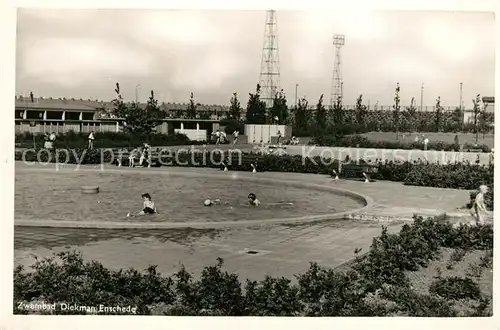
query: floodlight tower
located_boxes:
[259,10,281,109]
[330,34,345,108]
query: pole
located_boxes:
[32,128,36,149]
[295,84,298,108]
[135,84,141,103]
[341,82,344,102]
[459,82,463,111]
[420,83,424,111]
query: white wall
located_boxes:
[284,146,493,165]
[174,128,207,141]
[244,124,292,144]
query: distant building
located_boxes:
[462,96,494,124]
[14,96,228,137]
[15,95,231,134]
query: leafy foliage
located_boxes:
[392,83,401,138]
[186,92,197,119]
[313,94,328,141]
[332,95,344,125]
[355,94,368,126]
[16,131,196,149]
[269,89,289,125]
[14,216,492,316]
[435,96,443,132]
[429,277,482,301]
[311,134,491,152]
[291,97,310,137]
[245,84,267,124]
[472,94,481,144]
[403,97,417,132]
[228,93,242,120]
[112,83,166,135]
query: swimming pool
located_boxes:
[15,170,365,223]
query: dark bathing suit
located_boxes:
[143,207,155,214]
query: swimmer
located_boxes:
[204,198,221,206]
[128,193,158,217]
[248,193,260,206]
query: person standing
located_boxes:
[471,185,491,225]
[215,129,221,145]
[423,136,429,151]
[232,130,239,145]
[43,132,51,149]
[48,132,56,149]
[88,131,95,149]
[277,130,282,145]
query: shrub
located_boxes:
[15,149,494,196]
[13,216,493,316]
[429,277,482,301]
[15,132,198,149]
[310,134,491,152]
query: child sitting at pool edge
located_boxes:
[133,193,157,216]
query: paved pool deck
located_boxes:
[14,161,471,281]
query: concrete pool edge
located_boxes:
[15,166,375,229]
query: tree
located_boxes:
[314,94,327,139]
[404,97,417,132]
[245,84,267,124]
[269,89,289,125]
[451,107,463,132]
[392,83,401,139]
[478,104,490,138]
[187,92,197,119]
[112,83,166,135]
[332,95,344,126]
[292,97,309,136]
[435,96,443,132]
[355,94,368,126]
[472,94,481,144]
[228,93,242,120]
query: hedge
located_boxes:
[15,149,494,191]
[15,132,203,149]
[14,216,493,316]
[310,134,491,152]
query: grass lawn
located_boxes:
[406,247,493,315]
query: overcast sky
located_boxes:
[16,9,495,108]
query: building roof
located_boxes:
[15,96,230,112]
[15,96,99,111]
[482,96,494,104]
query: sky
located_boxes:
[15,9,495,108]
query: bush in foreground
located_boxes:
[14,216,493,316]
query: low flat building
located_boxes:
[15,96,224,139]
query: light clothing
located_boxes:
[472,193,489,225]
[143,200,155,211]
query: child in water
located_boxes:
[128,193,157,217]
[248,193,260,206]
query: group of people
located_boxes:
[413,134,430,150]
[127,143,151,168]
[128,192,261,217]
[43,132,57,149]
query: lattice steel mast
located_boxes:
[259,10,281,109]
[330,34,345,108]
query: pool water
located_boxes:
[15,171,364,222]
